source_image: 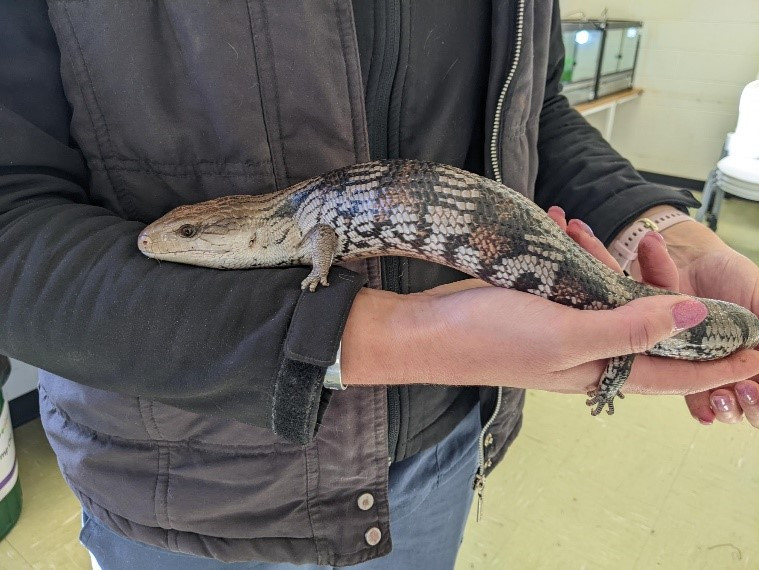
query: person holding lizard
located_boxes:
[1,1,758,568]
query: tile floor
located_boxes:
[1,195,758,570]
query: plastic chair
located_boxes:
[696,80,759,230]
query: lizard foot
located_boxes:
[586,390,618,416]
[586,354,634,416]
[300,271,330,292]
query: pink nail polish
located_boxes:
[736,384,758,405]
[672,300,707,331]
[569,219,594,237]
[548,206,565,217]
[711,395,731,412]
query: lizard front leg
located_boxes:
[301,224,339,292]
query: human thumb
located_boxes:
[568,296,708,361]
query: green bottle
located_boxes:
[0,356,22,541]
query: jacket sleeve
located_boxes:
[534,0,700,245]
[0,1,364,445]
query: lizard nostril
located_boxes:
[139,233,152,250]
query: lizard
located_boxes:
[137,159,759,415]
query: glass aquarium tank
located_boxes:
[561,20,603,105]
[597,20,643,98]
[560,19,643,103]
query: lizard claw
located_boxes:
[586,354,634,416]
[300,272,330,292]
[586,390,617,416]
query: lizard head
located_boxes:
[138,195,305,269]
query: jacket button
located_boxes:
[365,526,382,546]
[357,493,375,511]
[484,433,494,447]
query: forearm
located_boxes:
[0,183,366,442]
[0,1,372,443]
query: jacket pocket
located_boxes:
[39,375,316,539]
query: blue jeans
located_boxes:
[81,403,481,569]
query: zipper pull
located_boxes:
[473,473,486,522]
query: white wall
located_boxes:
[561,0,759,180]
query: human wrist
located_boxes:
[656,212,729,267]
[340,287,439,386]
[610,205,692,273]
[613,205,726,278]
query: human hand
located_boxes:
[551,204,759,428]
[341,250,759,399]
[646,209,759,427]
[408,280,759,396]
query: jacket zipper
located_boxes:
[383,258,402,464]
[364,0,403,464]
[489,0,526,184]
[383,0,403,462]
[474,0,526,522]
[387,381,401,464]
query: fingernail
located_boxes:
[698,417,713,425]
[736,384,759,405]
[711,394,731,412]
[569,219,594,237]
[672,300,708,331]
[645,231,665,245]
[548,206,565,216]
[578,220,594,236]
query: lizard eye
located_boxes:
[178,224,197,238]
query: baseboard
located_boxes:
[639,171,705,192]
[9,389,40,428]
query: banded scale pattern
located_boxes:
[308,161,625,310]
[139,160,759,414]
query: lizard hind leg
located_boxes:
[586,354,635,416]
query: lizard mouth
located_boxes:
[144,248,230,257]
[137,233,230,258]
